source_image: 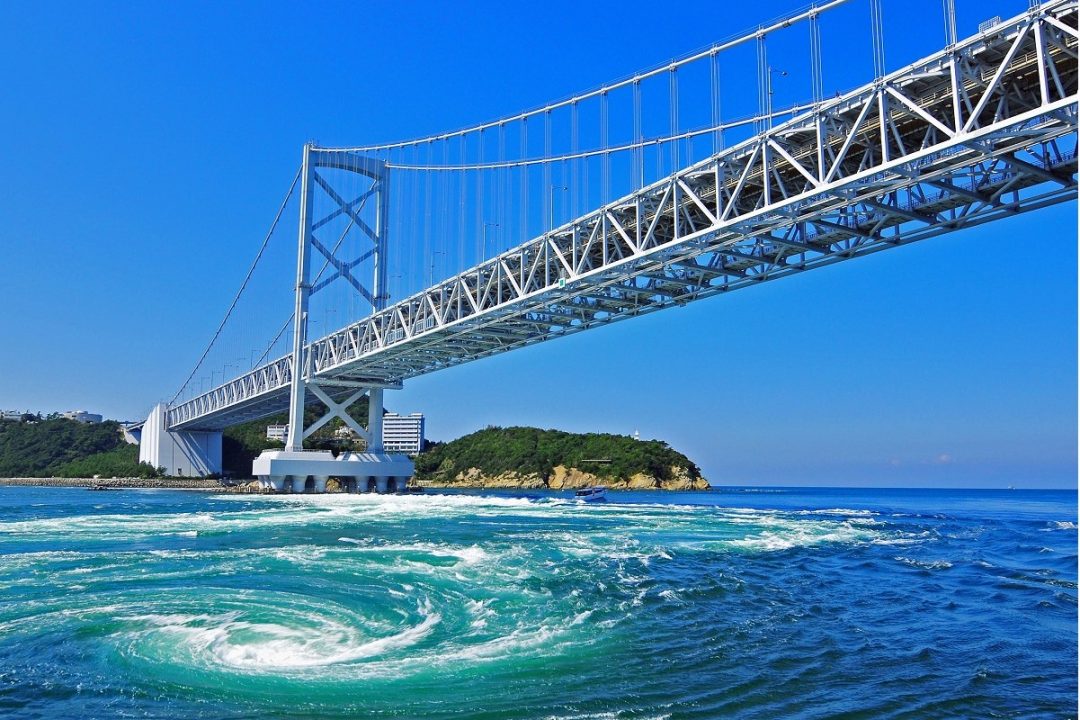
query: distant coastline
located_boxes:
[0,471,710,493]
[1,420,710,492]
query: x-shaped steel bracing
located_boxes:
[303,384,372,443]
[308,171,384,304]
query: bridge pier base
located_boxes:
[252,449,413,494]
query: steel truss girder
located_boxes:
[167,0,1078,431]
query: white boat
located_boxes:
[574,486,607,502]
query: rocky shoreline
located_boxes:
[421,464,710,491]
[1,465,709,493]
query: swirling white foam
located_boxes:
[0,491,914,685]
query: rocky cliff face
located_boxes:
[423,464,709,491]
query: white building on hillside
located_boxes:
[266,424,288,442]
[383,413,425,455]
[63,410,102,423]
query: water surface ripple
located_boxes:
[0,487,1074,719]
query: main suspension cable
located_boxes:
[325,0,852,153]
[169,166,302,405]
[385,107,814,172]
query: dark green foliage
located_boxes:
[222,397,371,478]
[54,443,160,478]
[414,426,701,483]
[0,419,159,477]
[222,413,286,478]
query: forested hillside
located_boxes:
[0,419,159,478]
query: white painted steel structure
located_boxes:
[165,0,1077,435]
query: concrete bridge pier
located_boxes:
[136,404,222,477]
[252,450,413,495]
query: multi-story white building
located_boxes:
[264,416,424,453]
[63,410,103,423]
[382,413,424,455]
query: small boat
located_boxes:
[574,486,607,502]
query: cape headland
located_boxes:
[414,426,709,491]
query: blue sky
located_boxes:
[1,0,1075,488]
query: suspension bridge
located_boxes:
[131,0,1077,491]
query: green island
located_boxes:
[413,426,709,491]
[1,408,709,491]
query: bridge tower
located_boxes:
[252,144,414,493]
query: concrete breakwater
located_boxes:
[0,477,405,494]
[0,477,225,490]
[0,477,343,493]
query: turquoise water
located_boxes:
[0,486,1075,718]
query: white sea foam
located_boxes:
[720,519,878,552]
[895,556,953,570]
[339,540,491,568]
[569,610,593,625]
[434,621,566,663]
[125,600,441,671]
[793,508,878,517]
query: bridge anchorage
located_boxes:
[139,0,1077,491]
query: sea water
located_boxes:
[0,486,1074,719]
